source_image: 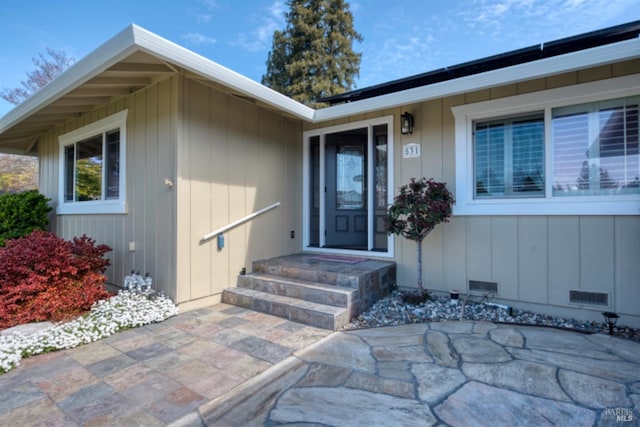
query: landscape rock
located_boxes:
[434,381,595,427]
[269,386,437,426]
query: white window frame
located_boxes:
[302,115,395,257]
[453,74,640,215]
[57,110,128,215]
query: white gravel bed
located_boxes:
[343,291,639,342]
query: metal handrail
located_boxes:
[201,202,281,242]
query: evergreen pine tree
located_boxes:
[262,0,362,107]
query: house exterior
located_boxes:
[0,22,638,326]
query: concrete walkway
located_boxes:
[1,308,638,426]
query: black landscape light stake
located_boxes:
[602,312,619,335]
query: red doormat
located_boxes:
[311,255,367,264]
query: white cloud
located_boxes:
[187,0,218,24]
[199,0,218,10]
[354,3,447,87]
[181,32,217,46]
[195,13,213,24]
[229,0,286,52]
[355,0,639,89]
[358,28,442,87]
[459,0,638,43]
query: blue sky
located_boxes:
[1,0,639,117]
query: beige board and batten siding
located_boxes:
[37,74,302,308]
[38,77,179,300]
[425,64,639,324]
[307,61,640,325]
[175,77,302,307]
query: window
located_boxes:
[553,98,639,196]
[453,75,640,215]
[474,113,544,198]
[58,110,127,214]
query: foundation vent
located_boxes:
[569,290,609,306]
[469,280,498,294]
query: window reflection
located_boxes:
[75,136,103,201]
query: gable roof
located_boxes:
[0,25,314,155]
[1,22,639,155]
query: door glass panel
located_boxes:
[374,125,388,208]
[336,144,365,209]
[374,124,388,251]
[309,136,320,247]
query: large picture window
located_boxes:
[58,110,127,214]
[454,76,640,215]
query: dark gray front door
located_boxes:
[324,129,368,249]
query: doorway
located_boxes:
[304,116,393,255]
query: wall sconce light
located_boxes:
[401,112,414,135]
[602,311,619,335]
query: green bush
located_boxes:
[0,190,52,246]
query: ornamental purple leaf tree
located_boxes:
[386,178,455,297]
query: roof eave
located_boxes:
[0,25,139,136]
[313,37,640,123]
[0,24,315,146]
[130,25,314,121]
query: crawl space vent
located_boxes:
[569,290,609,306]
[469,280,498,294]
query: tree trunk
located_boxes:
[417,238,423,296]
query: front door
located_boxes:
[305,117,392,254]
[325,130,368,249]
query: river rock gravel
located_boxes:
[343,291,639,342]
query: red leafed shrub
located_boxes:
[0,231,113,328]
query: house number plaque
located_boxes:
[402,143,420,158]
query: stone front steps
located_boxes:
[221,254,396,330]
[221,287,350,331]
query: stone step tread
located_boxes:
[223,287,347,315]
[251,263,362,288]
[239,273,356,295]
[252,255,395,273]
[254,261,361,276]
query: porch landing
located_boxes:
[221,254,396,330]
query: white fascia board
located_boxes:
[313,37,640,123]
[0,25,139,135]
[130,25,315,121]
[0,24,315,138]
